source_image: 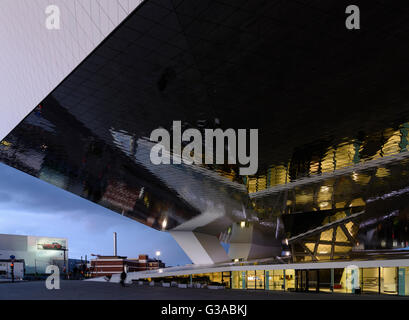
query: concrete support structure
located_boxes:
[169,231,229,265]
[227,223,282,261]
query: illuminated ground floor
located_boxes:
[132,260,409,297]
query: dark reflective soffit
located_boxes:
[1,0,409,244]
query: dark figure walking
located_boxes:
[120,271,127,287]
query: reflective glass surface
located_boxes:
[1,1,409,262]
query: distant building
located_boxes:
[90,254,165,278]
[0,233,68,275]
[68,258,89,272]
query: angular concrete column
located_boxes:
[227,223,282,261]
[169,231,230,265]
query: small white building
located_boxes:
[0,233,68,275]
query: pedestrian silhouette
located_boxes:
[120,271,126,287]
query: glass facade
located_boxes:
[152,266,408,296]
[231,271,243,289]
[381,267,398,295]
[246,270,265,290]
[1,0,409,279]
[266,270,283,291]
[398,267,409,296]
[248,123,409,194]
[362,268,379,293]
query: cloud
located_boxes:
[0,192,12,202]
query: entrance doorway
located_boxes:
[296,270,308,291]
[246,270,265,290]
[296,270,321,292]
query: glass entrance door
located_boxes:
[381,267,397,295]
[308,270,319,292]
[296,270,308,291]
[256,270,265,290]
[246,270,265,290]
[222,271,231,288]
[362,268,379,294]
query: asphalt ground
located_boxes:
[0,280,408,300]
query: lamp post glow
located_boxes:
[155,251,161,260]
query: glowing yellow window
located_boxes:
[304,243,315,252]
[334,246,352,253]
[335,226,348,242]
[320,229,334,242]
[344,221,355,237]
[317,244,331,254]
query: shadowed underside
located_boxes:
[1,0,409,264]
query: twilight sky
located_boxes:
[0,162,192,266]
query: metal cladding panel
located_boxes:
[1,1,409,263]
[0,0,143,141]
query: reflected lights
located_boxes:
[320,186,329,192]
[162,218,168,229]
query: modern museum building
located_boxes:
[1,0,409,295]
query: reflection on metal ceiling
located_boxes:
[1,0,409,261]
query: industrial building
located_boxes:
[90,254,165,278]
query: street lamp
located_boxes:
[61,247,68,276]
[155,251,161,269]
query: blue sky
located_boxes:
[0,163,192,266]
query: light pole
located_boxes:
[155,251,161,269]
[62,247,68,278]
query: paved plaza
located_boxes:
[0,281,408,300]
